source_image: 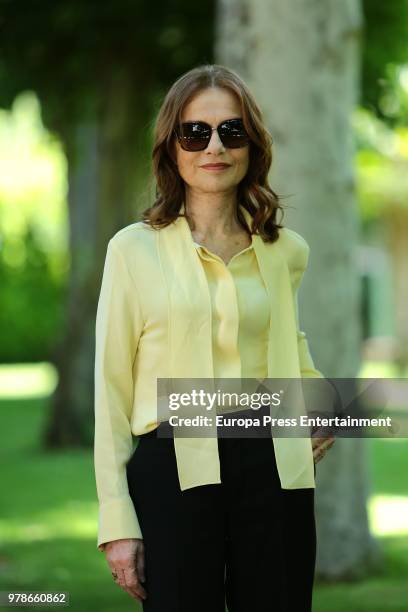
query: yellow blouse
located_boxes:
[192,237,270,380]
[94,208,323,551]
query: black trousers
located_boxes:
[126,427,316,612]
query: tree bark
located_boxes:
[44,69,150,447]
[216,0,383,579]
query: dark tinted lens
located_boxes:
[219,119,249,148]
[178,122,210,151]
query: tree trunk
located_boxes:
[386,205,408,373]
[216,0,383,579]
[44,69,150,447]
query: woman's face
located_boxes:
[174,87,250,197]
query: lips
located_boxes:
[201,163,231,169]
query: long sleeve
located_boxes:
[292,245,324,380]
[295,305,325,378]
[94,238,144,552]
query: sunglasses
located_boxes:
[174,118,250,152]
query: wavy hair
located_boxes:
[142,63,285,242]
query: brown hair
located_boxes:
[142,63,285,242]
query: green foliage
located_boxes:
[362,0,408,123]
[0,0,216,132]
[0,91,68,362]
[354,107,408,220]
[0,224,67,362]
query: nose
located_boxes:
[205,127,225,153]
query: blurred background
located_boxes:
[0,1,407,611]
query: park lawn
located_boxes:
[0,396,407,612]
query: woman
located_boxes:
[94,63,335,611]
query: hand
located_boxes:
[311,427,335,464]
[105,538,147,602]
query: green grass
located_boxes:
[0,374,407,611]
[0,397,121,611]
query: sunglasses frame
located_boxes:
[174,117,250,151]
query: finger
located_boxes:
[313,448,322,461]
[313,435,335,451]
[136,545,146,583]
[320,437,335,451]
[313,439,335,462]
[313,444,327,460]
[114,568,138,600]
[124,565,147,601]
[314,450,324,463]
[113,567,127,590]
[311,437,326,451]
[312,438,325,450]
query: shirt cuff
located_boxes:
[97,496,143,550]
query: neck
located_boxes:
[183,192,241,240]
